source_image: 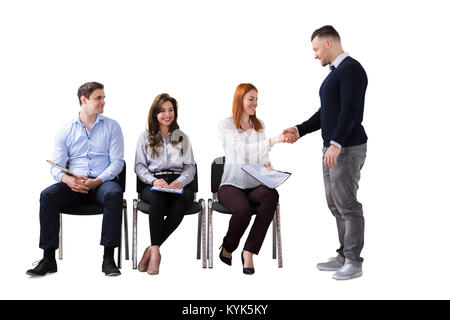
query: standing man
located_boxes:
[26,82,125,277]
[284,26,368,280]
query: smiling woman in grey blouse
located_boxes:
[134,93,195,275]
[217,83,287,275]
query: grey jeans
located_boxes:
[322,143,367,262]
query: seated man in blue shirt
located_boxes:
[26,82,125,277]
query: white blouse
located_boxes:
[218,117,271,189]
[134,130,195,186]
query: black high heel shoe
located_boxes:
[241,251,255,275]
[219,245,232,266]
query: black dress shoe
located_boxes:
[241,252,255,275]
[102,256,121,276]
[219,245,232,266]
[26,258,57,276]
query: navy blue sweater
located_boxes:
[296,56,368,148]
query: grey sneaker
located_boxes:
[316,255,345,271]
[332,259,362,280]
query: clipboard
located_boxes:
[151,186,184,194]
[241,164,291,189]
[46,160,83,179]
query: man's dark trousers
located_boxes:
[39,181,123,250]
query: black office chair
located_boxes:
[132,164,206,269]
[207,157,283,269]
[58,162,129,269]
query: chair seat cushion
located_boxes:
[212,202,232,214]
[212,201,258,214]
[61,203,103,215]
[137,200,202,216]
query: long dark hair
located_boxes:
[146,93,182,158]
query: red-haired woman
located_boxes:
[217,83,286,275]
[135,93,196,275]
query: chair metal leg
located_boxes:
[118,237,122,269]
[276,203,283,268]
[58,214,63,260]
[123,199,129,260]
[200,199,207,269]
[272,212,277,259]
[207,199,213,269]
[197,201,202,260]
[116,202,126,269]
[132,199,138,269]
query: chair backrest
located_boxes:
[118,161,126,193]
[211,156,225,193]
[136,163,199,195]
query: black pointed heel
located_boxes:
[219,245,232,266]
[241,251,255,275]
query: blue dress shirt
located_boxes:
[51,114,124,183]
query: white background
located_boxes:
[0,0,449,300]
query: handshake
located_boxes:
[270,127,300,146]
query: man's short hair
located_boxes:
[77,82,104,105]
[311,25,341,42]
